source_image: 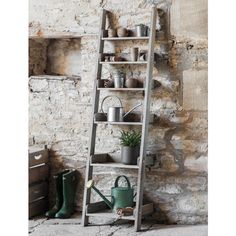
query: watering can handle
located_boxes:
[123,102,142,118]
[100,95,123,115]
[114,175,131,188]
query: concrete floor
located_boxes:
[29,214,208,236]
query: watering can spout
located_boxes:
[86,180,113,209]
[123,102,142,118]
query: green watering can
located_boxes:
[87,175,136,212]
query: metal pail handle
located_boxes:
[101,95,123,115]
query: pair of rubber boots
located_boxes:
[45,169,77,218]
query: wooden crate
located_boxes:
[29,198,48,218]
[29,181,48,203]
[29,146,49,218]
[29,164,49,185]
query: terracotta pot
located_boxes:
[104,80,114,88]
[108,29,117,37]
[117,27,128,37]
[125,78,138,88]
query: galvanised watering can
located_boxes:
[86,175,136,212]
[101,95,142,122]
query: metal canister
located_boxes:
[135,24,148,37]
[113,75,125,88]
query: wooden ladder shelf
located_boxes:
[82,6,158,232]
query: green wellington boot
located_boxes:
[55,169,78,219]
[45,169,70,218]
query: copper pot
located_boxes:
[125,78,138,88]
[117,27,128,37]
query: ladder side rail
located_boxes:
[134,6,157,232]
[82,8,107,226]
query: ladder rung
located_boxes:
[100,61,148,65]
[102,36,149,41]
[94,121,143,126]
[90,162,139,169]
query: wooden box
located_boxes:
[29,146,49,218]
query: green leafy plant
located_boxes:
[119,130,141,147]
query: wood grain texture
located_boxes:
[135,6,157,231]
[29,164,49,185]
[135,203,153,216]
[86,201,108,213]
[91,162,139,169]
[102,37,149,41]
[91,153,139,169]
[97,88,145,91]
[94,121,143,126]
[100,61,147,65]
[29,149,49,167]
[81,8,107,227]
[29,198,48,218]
[29,181,48,203]
[86,210,135,221]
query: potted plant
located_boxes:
[119,130,141,165]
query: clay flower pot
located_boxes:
[108,29,117,37]
[117,27,128,37]
[125,78,138,88]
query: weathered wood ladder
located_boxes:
[82,6,157,231]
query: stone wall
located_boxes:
[29,0,208,224]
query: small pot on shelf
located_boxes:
[108,29,117,37]
[121,145,140,165]
[119,130,141,165]
[114,71,125,88]
[125,78,138,88]
[135,24,148,37]
[117,27,128,37]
